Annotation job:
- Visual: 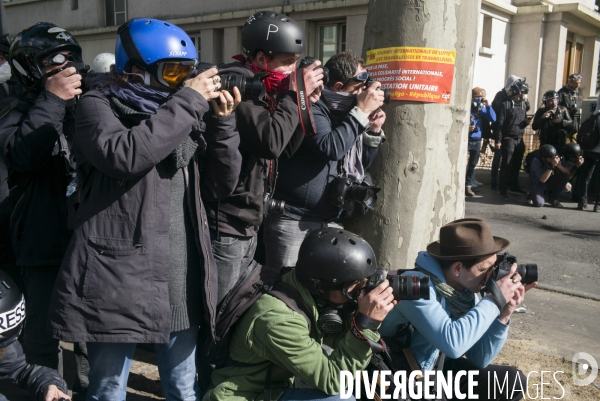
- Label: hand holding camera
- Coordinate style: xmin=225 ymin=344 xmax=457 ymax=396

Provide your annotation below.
xmin=45 ymin=67 xmax=82 ymax=101
xmin=44 ymin=384 xmax=70 ymax=401
xmin=184 ymin=67 xmax=221 ymax=101
xmin=357 ymin=81 xmax=385 ymax=115
xmin=357 ymin=279 xmax=396 ymax=322
xmin=299 ymin=60 xmax=325 ymax=102
xmin=210 ymin=86 xmax=242 ymax=117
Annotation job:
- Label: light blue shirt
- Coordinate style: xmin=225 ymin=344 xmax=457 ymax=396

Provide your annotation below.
xmin=380 ymin=251 xmax=510 ymax=370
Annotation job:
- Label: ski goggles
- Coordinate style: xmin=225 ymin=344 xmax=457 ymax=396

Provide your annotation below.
xmin=157 ymin=60 xmax=197 ymax=89
xmin=343 ymin=71 xmax=370 ymax=87
xmin=41 ymin=52 xmax=83 ymax=67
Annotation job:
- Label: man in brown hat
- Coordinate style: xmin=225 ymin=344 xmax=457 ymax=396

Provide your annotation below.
xmin=380 ymin=218 xmax=537 ymax=400
xmin=467 ymin=87 xmax=495 ymax=197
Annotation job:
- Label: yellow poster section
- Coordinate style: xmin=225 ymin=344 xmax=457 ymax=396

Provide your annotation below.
xmin=366 ymin=47 xmax=456 ymax=65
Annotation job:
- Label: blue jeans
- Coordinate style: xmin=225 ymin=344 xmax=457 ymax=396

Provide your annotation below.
xmin=466 ymin=139 xmax=482 ymax=187
xmin=263 ymin=214 xmax=342 ymax=270
xmin=529 ymin=172 xmax=570 ymax=207
xmin=279 ymin=388 xmax=356 ymax=401
xmin=210 ymin=230 xmax=258 ymax=303
xmin=86 ymin=327 xmax=199 ymax=401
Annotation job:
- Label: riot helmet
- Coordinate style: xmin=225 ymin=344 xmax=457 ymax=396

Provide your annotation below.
xmin=92 ymin=52 xmax=115 ymax=73
xmin=563 ymin=142 xmax=582 ymax=160
xmin=241 ymin=11 xmax=304 ymax=58
xmin=9 ymin=22 xmax=82 ymax=88
xmin=542 ymin=90 xmax=559 ymax=104
xmin=0 ymin=270 xmax=26 ymax=348
xmin=539 ymin=144 xmax=557 ymax=159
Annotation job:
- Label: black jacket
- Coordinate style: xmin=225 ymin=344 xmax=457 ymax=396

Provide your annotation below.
xmin=0 ymin=340 xmax=67 ymax=400
xmin=0 ymin=90 xmax=73 ymax=267
xmin=493 ymin=97 xmax=530 ymax=142
xmin=204 ymin=62 xmax=304 ymax=236
xmin=557 ymin=85 xmax=578 ymax=119
xmin=532 ymin=105 xmax=573 ymax=149
xmin=49 ymin=87 xmax=241 ymax=343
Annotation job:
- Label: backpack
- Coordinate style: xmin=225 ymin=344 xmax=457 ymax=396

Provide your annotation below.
xmin=576 ymin=113 xmax=600 ymax=150
xmin=197 ymin=261 xmax=312 ymax=392
xmin=523 ymin=150 xmax=539 ymax=174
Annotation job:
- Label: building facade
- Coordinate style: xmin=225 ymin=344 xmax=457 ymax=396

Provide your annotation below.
xmin=2 ymin=0 xmax=600 ymax=108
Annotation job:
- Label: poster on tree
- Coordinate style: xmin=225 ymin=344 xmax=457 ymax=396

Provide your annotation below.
xmin=365 ymin=46 xmax=456 ymax=104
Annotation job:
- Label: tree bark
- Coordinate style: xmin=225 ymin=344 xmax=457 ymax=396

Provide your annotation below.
xmin=347 ymin=0 xmax=481 ymax=270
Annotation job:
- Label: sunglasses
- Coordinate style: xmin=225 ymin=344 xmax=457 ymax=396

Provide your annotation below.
xmin=41 ymin=52 xmax=82 ymax=67
xmin=343 ymin=71 xmax=370 ymax=87
xmin=157 ymin=60 xmax=197 ymax=89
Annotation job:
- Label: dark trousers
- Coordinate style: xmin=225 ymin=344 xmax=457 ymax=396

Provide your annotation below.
xmin=499 ymin=137 xmax=526 ymax=192
xmin=466 ymin=139 xmax=482 ymax=187
xmin=21 ymin=265 xmax=62 ymax=375
xmin=443 ymin=358 xmax=526 ymax=401
xmin=491 ymin=146 xmax=502 ymax=188
xmin=574 ymin=151 xmax=600 ymax=204
xmin=530 ymin=172 xmax=570 ymax=207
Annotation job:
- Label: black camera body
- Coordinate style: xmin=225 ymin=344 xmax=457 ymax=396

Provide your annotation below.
xmin=365 ymin=76 xmax=391 ymax=105
xmin=365 ymin=268 xmax=430 ymax=301
xmin=196 ymin=62 xmax=268 ymax=106
xmin=298 ymin=57 xmax=329 ymax=86
xmin=263 ymin=193 xmax=285 ymax=216
xmin=329 ymin=176 xmax=380 ymax=211
xmin=492 ymin=252 xmax=538 ymax=285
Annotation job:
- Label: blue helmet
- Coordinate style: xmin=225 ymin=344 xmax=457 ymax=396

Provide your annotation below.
xmin=115 ymin=19 xmax=197 ymax=88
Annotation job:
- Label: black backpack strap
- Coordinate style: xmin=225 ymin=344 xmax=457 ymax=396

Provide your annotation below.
xmin=269 ymin=281 xmax=312 ymax=334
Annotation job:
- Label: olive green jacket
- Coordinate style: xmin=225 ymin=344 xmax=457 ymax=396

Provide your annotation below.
xmin=203 ymin=270 xmax=379 ymax=401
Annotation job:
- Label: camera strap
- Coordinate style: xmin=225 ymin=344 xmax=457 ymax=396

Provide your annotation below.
xmin=292 ymin=68 xmax=317 ymax=136
xmin=483 ymin=279 xmax=507 ymax=311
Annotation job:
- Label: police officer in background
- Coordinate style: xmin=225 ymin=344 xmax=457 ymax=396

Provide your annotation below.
xmin=558 ymin=73 xmax=581 ymax=124
xmin=532 ymin=90 xmax=572 ymax=154
xmin=205 ymin=11 xmax=324 ymax=302
xmin=0 ymin=22 xmax=84 ymax=374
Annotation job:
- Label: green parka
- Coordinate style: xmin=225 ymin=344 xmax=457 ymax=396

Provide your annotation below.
xmin=203 ymin=270 xmax=379 ymax=401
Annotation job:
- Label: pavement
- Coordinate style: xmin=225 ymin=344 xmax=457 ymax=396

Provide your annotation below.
xmin=1 ymin=169 xmax=598 ymax=400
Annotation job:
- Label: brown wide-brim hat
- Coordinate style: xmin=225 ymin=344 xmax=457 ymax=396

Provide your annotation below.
xmin=427 ymin=218 xmax=510 ymax=260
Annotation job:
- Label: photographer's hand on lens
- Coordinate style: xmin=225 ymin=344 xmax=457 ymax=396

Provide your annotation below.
xmin=210 ymin=86 xmax=241 ymax=117
xmin=498 ymin=277 xmax=538 ymax=324
xmin=357 ymin=279 xmax=397 ymax=322
xmin=184 ymin=67 xmax=221 ymax=101
xmin=486 ymin=263 xmax=522 ymax=319
xmin=44 ymin=384 xmax=70 ymax=401
xmin=368 ymin=109 xmax=386 ymax=133
xmin=45 ymin=67 xmax=82 ymax=100
xmin=357 ymin=82 xmax=385 ymax=115
xmin=301 ymin=60 xmax=325 ymax=95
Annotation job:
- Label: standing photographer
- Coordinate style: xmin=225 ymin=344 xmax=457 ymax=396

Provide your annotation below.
xmin=263 ymin=51 xmax=385 ymax=269
xmin=0 ymin=22 xmax=84 ymax=375
xmin=532 ymin=90 xmax=572 ymax=154
xmin=381 ymin=218 xmax=536 ymax=400
xmin=466 ymin=87 xmax=495 ymax=196
xmin=204 ymin=11 xmax=324 ymax=302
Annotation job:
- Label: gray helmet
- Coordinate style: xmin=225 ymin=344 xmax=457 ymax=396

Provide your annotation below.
xmin=241 ymin=11 xmax=304 ymax=58
xmin=539 ymin=144 xmax=557 ymax=159
xmin=92 ymin=52 xmax=115 ymax=73
xmin=295 ymin=228 xmax=378 ymax=294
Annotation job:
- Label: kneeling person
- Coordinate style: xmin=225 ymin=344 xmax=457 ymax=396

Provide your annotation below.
xmin=204 ymin=228 xmax=396 ymax=401
xmin=381 ymin=219 xmax=536 ymax=401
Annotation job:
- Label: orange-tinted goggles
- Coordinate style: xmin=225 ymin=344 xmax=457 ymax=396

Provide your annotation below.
xmin=158 ymin=60 xmax=196 ymax=89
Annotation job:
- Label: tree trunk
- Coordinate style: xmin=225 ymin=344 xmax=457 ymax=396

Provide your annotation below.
xmin=347 ymin=0 xmax=481 ymax=270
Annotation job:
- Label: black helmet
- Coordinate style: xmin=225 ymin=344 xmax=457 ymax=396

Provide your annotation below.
xmin=295 ymin=228 xmax=378 ymax=294
xmin=509 ymin=80 xmax=528 ymax=97
xmin=563 ymin=142 xmax=582 ymax=160
xmin=542 ymin=90 xmax=559 ymax=103
xmin=241 ymin=11 xmax=304 ymax=58
xmin=9 ymin=22 xmax=82 ymax=88
xmin=0 ymin=36 xmax=10 ymax=56
xmin=539 ymin=144 xmax=557 ymax=159
xmin=0 ymin=270 xmax=26 ymax=347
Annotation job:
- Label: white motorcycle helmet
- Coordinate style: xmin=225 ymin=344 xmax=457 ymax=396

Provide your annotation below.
xmin=92 ymin=52 xmax=115 ymax=73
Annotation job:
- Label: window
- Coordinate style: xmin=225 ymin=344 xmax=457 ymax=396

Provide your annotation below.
xmin=188 ymin=33 xmax=201 ymax=61
xmin=106 ymin=0 xmax=127 ymax=27
xmin=317 ymin=22 xmax=346 ymax=64
xmin=481 ymin=15 xmax=492 ymax=49
xmin=71 ymin=0 xmax=78 ymax=10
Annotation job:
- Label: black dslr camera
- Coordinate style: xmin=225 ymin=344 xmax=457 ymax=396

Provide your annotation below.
xmin=298 ymin=57 xmax=329 ymax=85
xmin=365 ymin=76 xmax=391 ymax=105
xmin=329 ymin=176 xmax=380 ymax=211
xmin=365 ymin=268 xmax=430 ymax=301
xmin=196 ymin=62 xmax=268 ymax=106
xmin=491 ymin=253 xmax=538 ymax=285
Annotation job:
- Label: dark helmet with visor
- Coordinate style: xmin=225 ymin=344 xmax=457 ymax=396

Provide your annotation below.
xmin=241 ymin=11 xmax=304 ymax=58
xmin=9 ymin=22 xmax=82 ymax=88
xmin=542 ymin=90 xmax=559 ymax=103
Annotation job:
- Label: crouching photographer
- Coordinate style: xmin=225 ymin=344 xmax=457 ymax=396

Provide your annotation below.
xmin=263 ymin=51 xmax=386 ymax=269
xmin=380 ymin=218 xmax=537 ymax=401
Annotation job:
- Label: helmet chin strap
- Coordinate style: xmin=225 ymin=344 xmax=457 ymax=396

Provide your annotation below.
xmin=124 ymin=71 xmax=151 ymax=86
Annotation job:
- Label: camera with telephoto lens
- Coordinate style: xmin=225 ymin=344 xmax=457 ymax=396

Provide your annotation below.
xmin=263 ymin=193 xmax=285 ymax=216
xmin=298 ymin=57 xmax=329 ymax=85
xmin=196 ymin=62 xmax=268 ymax=106
xmin=329 ymin=176 xmax=380 ymax=211
xmin=491 ymin=253 xmax=538 ymax=285
xmin=365 ymin=268 xmax=430 ymax=300
xmin=365 ymin=76 xmax=391 ymax=105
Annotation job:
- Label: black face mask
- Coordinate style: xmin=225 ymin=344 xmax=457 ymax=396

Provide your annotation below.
xmin=315 ymin=297 xmax=357 ymax=335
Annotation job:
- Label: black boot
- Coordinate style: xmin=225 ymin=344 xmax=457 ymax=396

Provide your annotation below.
xmin=594 ymin=202 xmax=600 ymax=213
xmin=577 ymin=200 xmax=588 ymax=210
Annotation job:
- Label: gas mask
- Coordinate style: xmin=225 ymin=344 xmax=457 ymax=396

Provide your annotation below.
xmin=315 ymin=297 xmax=357 ymax=335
